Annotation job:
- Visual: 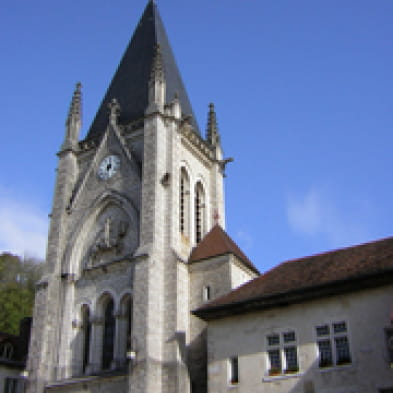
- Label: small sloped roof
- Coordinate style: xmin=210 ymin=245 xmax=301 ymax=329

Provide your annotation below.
xmin=86 ymin=1 xmax=199 ymax=140
xmin=194 ymin=236 xmax=393 ymax=320
xmin=189 ymin=224 xmax=260 ymax=275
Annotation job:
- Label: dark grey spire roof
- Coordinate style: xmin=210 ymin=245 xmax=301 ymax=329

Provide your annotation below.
xmin=86 ymin=1 xmax=199 ymax=140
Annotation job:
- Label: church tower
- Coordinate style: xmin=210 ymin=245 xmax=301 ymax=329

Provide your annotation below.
xmin=26 ymin=3 xmax=258 ymax=393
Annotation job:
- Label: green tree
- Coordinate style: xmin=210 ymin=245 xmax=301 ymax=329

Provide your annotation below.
xmin=0 ymin=253 xmax=44 ymax=334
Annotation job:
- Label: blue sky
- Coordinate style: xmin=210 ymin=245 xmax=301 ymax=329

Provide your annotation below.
xmin=0 ymin=0 xmax=392 ymax=273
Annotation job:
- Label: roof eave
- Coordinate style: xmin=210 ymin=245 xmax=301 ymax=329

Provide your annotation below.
xmin=189 ymin=251 xmax=260 ymax=275
xmin=193 ymin=269 xmax=393 ymax=321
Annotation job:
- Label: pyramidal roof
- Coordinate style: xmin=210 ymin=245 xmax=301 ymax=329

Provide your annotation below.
xmin=86 ymin=1 xmax=199 ymax=140
xmin=189 ymin=225 xmax=260 ymax=275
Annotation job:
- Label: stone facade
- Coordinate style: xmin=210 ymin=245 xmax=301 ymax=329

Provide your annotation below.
xmin=25 ymin=4 xmax=255 ymax=393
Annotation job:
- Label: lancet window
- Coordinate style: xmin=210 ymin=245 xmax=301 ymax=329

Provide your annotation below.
xmin=102 ymin=297 xmax=115 ymax=370
xmin=81 ymin=305 xmax=91 ymax=374
xmin=180 ymin=168 xmax=190 ymax=238
xmin=195 ymin=182 xmax=206 ymax=243
xmin=119 ymin=294 xmax=133 ymax=363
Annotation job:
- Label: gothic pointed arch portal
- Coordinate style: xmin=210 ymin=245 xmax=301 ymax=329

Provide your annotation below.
xmin=63 ymin=191 xmax=139 ymax=277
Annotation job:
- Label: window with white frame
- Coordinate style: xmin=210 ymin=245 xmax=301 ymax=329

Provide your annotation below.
xmin=228 ymin=356 xmax=239 ymax=384
xmin=315 ymin=321 xmax=351 ymax=368
xmin=266 ymin=331 xmax=299 ymax=376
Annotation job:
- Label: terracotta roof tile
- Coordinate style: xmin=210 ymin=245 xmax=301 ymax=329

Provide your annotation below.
xmin=195 ymin=236 xmax=393 ymax=317
xmin=189 ymin=224 xmax=259 ymax=274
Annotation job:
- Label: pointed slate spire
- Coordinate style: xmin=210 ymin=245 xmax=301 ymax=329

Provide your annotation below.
xmin=86 ymin=1 xmax=199 ymax=140
xmin=62 ymin=82 xmax=82 ymax=150
xmin=206 ymin=103 xmax=220 ymax=146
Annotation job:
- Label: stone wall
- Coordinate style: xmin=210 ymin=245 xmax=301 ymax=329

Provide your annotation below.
xmin=207 ymin=284 xmax=393 ymax=393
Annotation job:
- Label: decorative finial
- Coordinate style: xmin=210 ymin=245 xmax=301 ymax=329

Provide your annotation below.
xmin=108 ymin=98 xmax=121 ymax=124
xmin=206 ymin=102 xmax=220 ymax=146
xmin=66 ymin=82 xmax=82 ymax=126
xmin=63 ymin=82 xmax=82 ymax=151
xmin=150 ymin=43 xmax=164 ymax=83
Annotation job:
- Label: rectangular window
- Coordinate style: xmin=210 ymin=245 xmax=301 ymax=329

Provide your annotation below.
xmin=317 ymin=339 xmax=333 ymax=367
xmin=316 ymin=321 xmax=351 ymax=368
xmin=229 ymin=357 xmax=239 ymax=384
xmin=268 ymin=349 xmax=281 ymax=374
xmin=284 ymin=346 xmax=298 ymax=372
xmin=4 ymin=378 xmax=22 ymax=393
xmin=266 ymin=331 xmax=299 ymax=376
xmin=203 ymin=286 xmax=211 ymax=302
xmin=267 ymin=334 xmax=280 ymax=346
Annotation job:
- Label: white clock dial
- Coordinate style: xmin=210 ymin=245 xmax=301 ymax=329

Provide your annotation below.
xmin=98 ymin=155 xmax=120 ymax=180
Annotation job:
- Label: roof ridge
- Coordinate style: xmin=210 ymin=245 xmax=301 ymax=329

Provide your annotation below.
xmin=189 ymin=224 xmax=259 ymax=274
xmin=278 ymin=234 xmax=393 ymax=267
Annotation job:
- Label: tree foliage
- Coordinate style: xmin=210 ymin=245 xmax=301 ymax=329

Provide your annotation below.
xmin=0 ymin=253 xmax=44 ymax=334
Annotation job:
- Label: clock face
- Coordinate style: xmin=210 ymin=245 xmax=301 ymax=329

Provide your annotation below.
xmin=98 ymin=155 xmax=120 ymax=180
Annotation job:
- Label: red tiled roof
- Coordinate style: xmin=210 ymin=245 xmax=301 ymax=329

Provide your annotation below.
xmin=189 ymin=224 xmax=259 ymax=274
xmin=195 ymin=236 xmax=393 ymax=319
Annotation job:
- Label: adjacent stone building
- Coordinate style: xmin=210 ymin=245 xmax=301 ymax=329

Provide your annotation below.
xmin=25 ymin=1 xmax=393 ymax=393
xmin=194 ymin=237 xmax=393 ymax=393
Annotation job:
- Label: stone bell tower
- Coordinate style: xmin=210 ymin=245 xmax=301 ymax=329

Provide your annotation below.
xmin=25 ymin=2 xmax=246 ymax=393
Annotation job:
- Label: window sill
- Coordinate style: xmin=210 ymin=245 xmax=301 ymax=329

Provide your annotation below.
xmin=262 ymin=372 xmax=303 ymax=382
xmin=318 ymin=363 xmax=353 ymax=373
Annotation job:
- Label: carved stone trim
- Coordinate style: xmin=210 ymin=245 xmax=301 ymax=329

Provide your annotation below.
xmin=181 ymin=123 xmax=215 ymax=161
xmin=87 ymin=217 xmax=129 ymax=268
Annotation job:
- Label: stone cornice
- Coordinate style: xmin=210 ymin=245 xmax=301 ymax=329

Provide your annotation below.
xmin=181 ymin=123 xmax=215 ymax=162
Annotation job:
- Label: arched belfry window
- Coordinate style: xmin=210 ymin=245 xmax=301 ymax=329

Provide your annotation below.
xmin=195 ymin=182 xmax=206 ymax=243
xmin=102 ymin=297 xmax=115 ymax=370
xmin=119 ymin=294 xmax=133 ymax=363
xmin=81 ymin=305 xmax=91 ymax=374
xmin=180 ymin=168 xmax=190 ymax=238
xmin=125 ymin=298 xmax=132 ymax=352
